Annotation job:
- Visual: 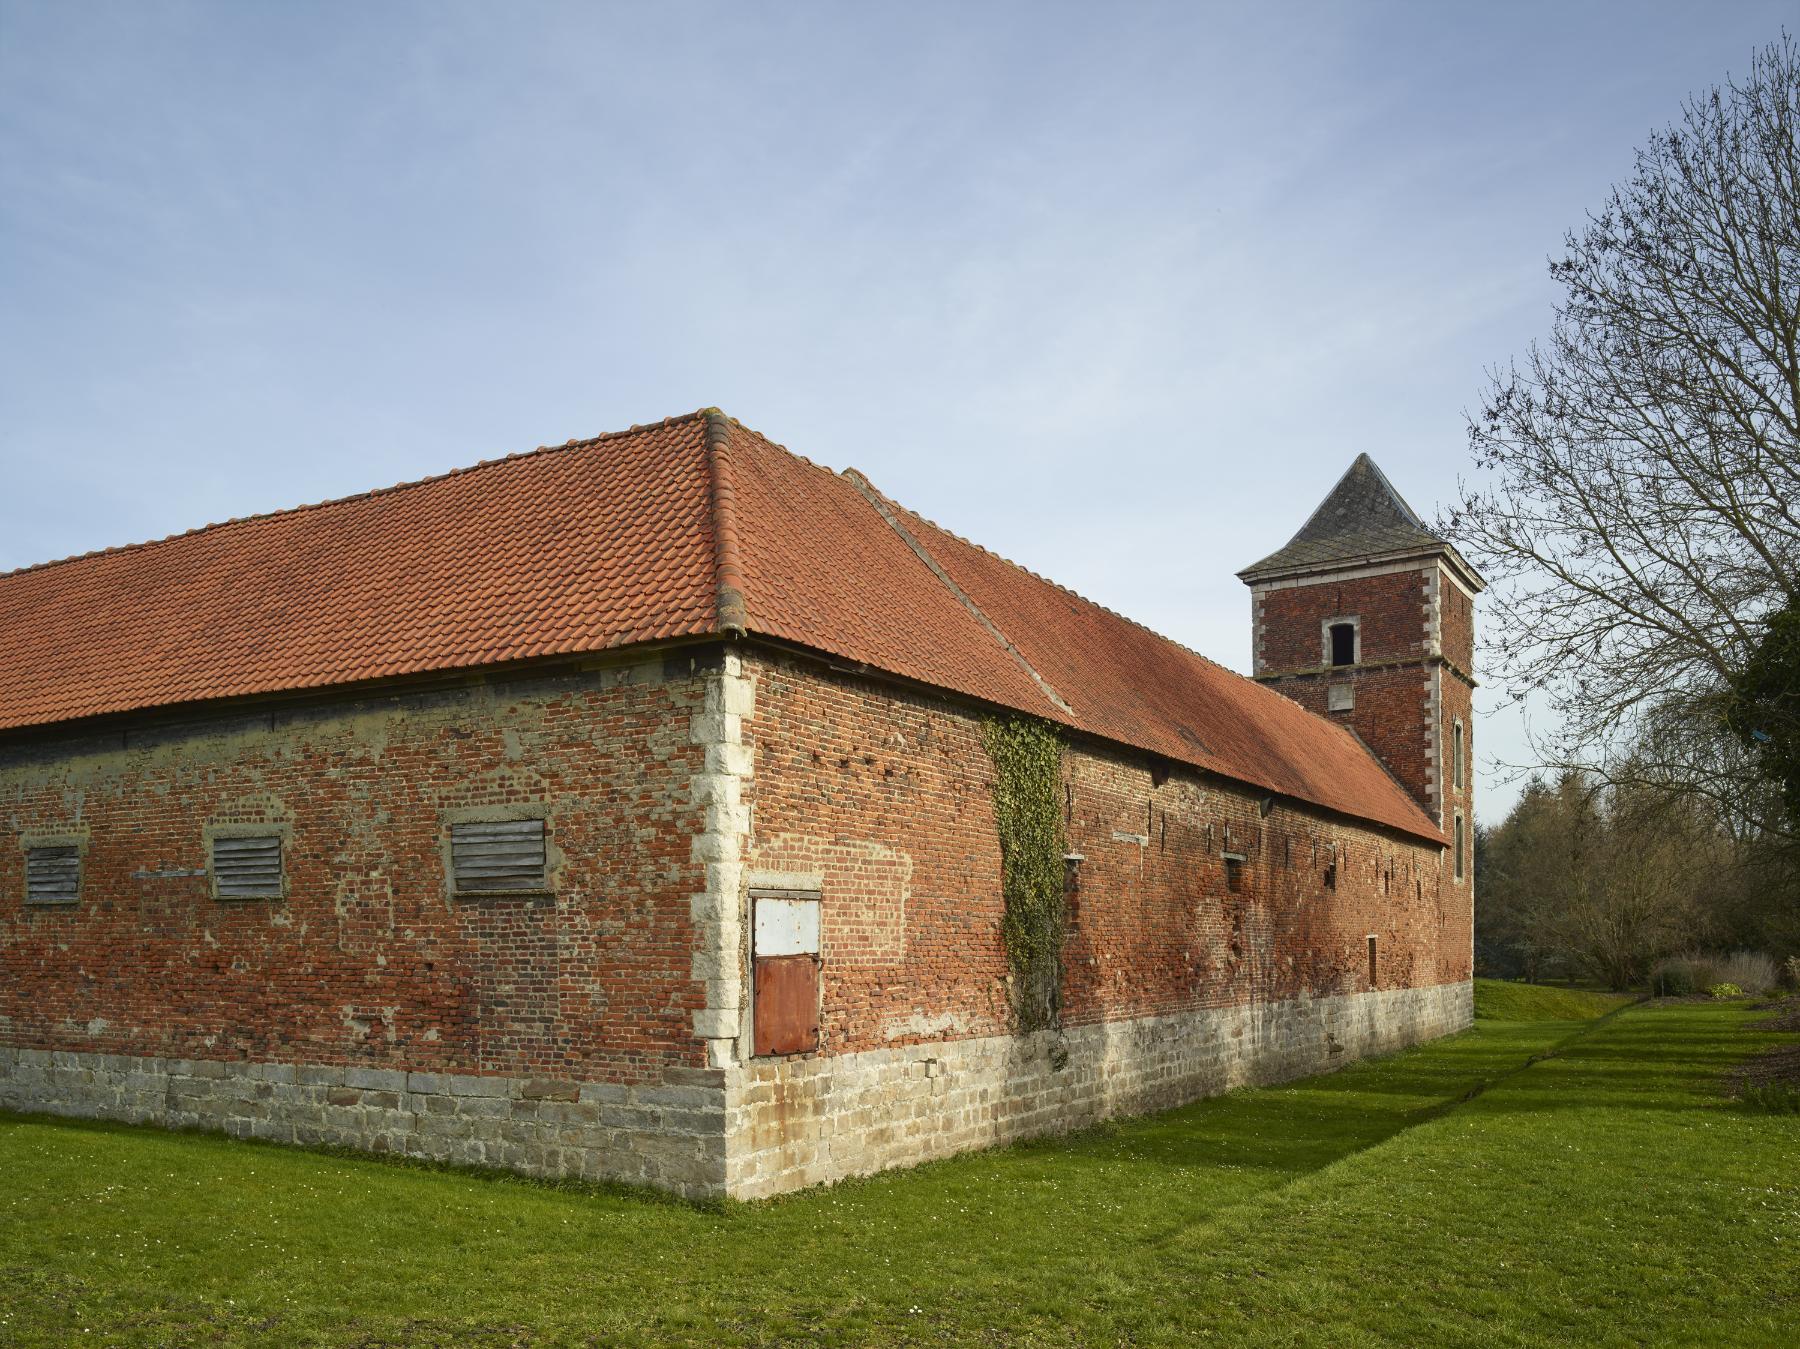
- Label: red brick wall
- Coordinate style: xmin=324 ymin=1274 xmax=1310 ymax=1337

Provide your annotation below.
xmin=740 ymin=649 xmax=1466 ymax=1060
xmin=1440 ymin=565 xmax=1475 ymax=671
xmin=1257 ymin=568 xmax=1429 ymax=671
xmin=743 ymin=656 xmax=1013 ymax=1051
xmin=1272 ymin=668 xmax=1434 ymax=817
xmin=0 ymin=639 xmax=1472 ymax=1090
xmin=0 ymin=659 xmax=712 ymax=1084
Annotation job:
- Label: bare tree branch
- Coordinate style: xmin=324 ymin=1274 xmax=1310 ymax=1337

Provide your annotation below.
xmin=1449 ymin=35 xmax=1800 ymax=838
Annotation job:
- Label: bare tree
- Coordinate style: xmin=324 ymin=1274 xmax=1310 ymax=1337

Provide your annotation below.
xmin=1480 ymin=771 xmax=1722 ymax=988
xmin=1450 ymin=36 xmax=1800 ymax=837
xmin=1555 ymin=780 xmax=1720 ymax=990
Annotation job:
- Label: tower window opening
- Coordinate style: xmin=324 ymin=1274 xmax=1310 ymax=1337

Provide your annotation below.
xmin=1329 ymin=622 xmax=1357 ymax=667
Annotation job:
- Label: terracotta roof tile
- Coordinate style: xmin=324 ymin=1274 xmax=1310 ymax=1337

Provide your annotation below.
xmin=0 ymin=410 xmax=1442 ymax=843
xmin=0 ymin=413 xmax=718 ymax=731
xmin=874 ymin=489 xmax=1440 ymax=840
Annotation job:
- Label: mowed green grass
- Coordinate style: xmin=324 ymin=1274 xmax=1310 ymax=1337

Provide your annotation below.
xmin=1 ymin=984 xmax=1794 ymax=1347
xmin=1471 ymin=978 xmax=1635 ymax=1022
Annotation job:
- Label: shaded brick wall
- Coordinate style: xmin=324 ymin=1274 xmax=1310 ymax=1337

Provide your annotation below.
xmin=739 ymin=648 xmax=1467 ymax=1065
xmin=0 ymin=656 xmax=714 ymax=1085
xmin=1440 ymin=566 xmax=1475 ymax=671
xmin=1261 ymin=668 xmax=1436 ymax=818
xmin=1435 ymin=565 xmax=1476 ymax=947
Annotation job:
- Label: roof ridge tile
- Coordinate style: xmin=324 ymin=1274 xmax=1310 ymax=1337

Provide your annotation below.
xmin=703 ymin=410 xmax=749 ymax=635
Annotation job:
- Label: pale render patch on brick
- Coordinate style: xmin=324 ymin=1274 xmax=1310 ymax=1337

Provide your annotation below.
xmin=723 ymin=980 xmax=1473 ymax=1198
xmin=755 ymin=834 xmax=912 ymax=964
xmin=689 ymin=655 xmax=755 ymax=1067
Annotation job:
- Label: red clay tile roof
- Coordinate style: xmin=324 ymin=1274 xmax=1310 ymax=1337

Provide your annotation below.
xmin=0 ymin=410 xmax=1441 ymax=843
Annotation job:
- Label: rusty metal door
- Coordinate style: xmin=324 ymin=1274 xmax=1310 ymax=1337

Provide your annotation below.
xmin=752 ymin=892 xmax=820 ymax=1056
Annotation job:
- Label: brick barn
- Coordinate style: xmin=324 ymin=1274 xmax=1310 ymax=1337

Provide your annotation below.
xmin=0 ymin=410 xmax=1480 ymax=1198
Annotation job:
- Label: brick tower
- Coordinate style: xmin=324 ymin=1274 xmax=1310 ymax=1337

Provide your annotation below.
xmin=1237 ymin=454 xmax=1484 ymax=875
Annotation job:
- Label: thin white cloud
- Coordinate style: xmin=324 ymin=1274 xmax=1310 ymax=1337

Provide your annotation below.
xmin=2 ymin=0 xmax=1790 ymax=826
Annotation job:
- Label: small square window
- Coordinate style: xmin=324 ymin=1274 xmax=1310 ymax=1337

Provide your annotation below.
xmin=211 ymin=834 xmax=284 ymax=900
xmin=450 ymin=818 xmax=549 ymax=895
xmin=24 ymin=845 xmax=81 ymax=906
xmin=1328 ymin=683 xmax=1355 ymax=712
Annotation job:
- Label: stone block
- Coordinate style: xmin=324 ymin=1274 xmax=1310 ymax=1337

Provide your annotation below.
xmin=344 ymin=1067 xmax=408 ymax=1092
xmin=519 ymin=1078 xmax=580 ymax=1102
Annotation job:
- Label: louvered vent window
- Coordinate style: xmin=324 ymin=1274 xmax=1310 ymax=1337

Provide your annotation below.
xmin=450 ymin=819 xmax=548 ymax=894
xmin=24 ymin=845 xmax=81 ymax=905
xmin=212 ymin=834 xmax=284 ymax=899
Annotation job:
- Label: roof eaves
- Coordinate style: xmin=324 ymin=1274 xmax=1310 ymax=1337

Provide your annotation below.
xmin=1237 ymin=535 xmax=1447 ymax=583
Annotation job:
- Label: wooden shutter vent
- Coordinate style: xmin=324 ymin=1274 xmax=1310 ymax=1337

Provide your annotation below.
xmin=212 ymin=835 xmax=283 ymax=899
xmin=451 ymin=819 xmax=548 ymax=894
xmin=24 ymin=846 xmax=81 ymax=905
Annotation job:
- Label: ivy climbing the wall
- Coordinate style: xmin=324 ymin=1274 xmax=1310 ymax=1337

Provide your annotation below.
xmin=980 ymin=714 xmax=1068 ymax=1034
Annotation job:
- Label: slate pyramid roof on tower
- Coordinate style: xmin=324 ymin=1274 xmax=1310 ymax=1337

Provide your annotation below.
xmin=1237 ymin=452 xmax=1472 ymax=583
xmin=0 ymin=411 xmax=1443 ymax=842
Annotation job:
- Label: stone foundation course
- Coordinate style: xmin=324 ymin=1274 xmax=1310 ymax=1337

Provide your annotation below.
xmin=725 ymin=981 xmax=1472 ymax=1198
xmin=0 ymin=980 xmax=1468 ymax=1200
xmin=0 ymin=1048 xmax=728 ymax=1198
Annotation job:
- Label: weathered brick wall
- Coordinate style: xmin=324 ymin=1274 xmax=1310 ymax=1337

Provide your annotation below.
xmin=726 ymin=647 xmax=1471 ymax=1195
xmin=1249 ymin=563 xmax=1448 ymax=819
xmin=739 ymin=647 xmax=1467 ymax=1046
xmin=741 ymin=656 xmax=1011 ymax=1052
xmin=1436 ymin=565 xmax=1476 ymax=961
xmin=0 ymin=654 xmax=715 ymax=1085
xmin=0 ymin=636 xmax=1472 ymax=1200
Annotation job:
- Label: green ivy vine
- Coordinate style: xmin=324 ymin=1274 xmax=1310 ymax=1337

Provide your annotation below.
xmin=981 ymin=714 xmax=1068 ymax=1034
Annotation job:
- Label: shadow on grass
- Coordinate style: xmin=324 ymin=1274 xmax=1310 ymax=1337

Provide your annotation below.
xmin=2 ymin=1000 xmax=1777 ymax=1347
xmin=0 ymin=1012 xmax=1607 ymax=1227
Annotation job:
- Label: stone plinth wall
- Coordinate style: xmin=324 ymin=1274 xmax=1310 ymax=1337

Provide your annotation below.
xmin=0 ymin=1048 xmax=727 ymax=1198
xmin=724 ymin=980 xmax=1473 ymax=1198
xmin=0 ymin=983 xmax=1470 ymax=1200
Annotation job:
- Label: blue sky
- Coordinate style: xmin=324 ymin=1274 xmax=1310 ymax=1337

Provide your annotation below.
xmin=1 ymin=1 xmax=1790 ymax=820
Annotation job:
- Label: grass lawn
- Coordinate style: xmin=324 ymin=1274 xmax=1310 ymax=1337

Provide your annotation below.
xmin=1 ymin=983 xmax=1794 ymax=1346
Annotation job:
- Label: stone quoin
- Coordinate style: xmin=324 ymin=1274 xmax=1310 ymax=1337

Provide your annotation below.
xmin=0 ymin=411 xmax=1482 ymax=1198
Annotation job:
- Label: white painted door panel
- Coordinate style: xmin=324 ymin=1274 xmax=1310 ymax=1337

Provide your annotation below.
xmin=753 ymin=896 xmax=820 ymax=957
